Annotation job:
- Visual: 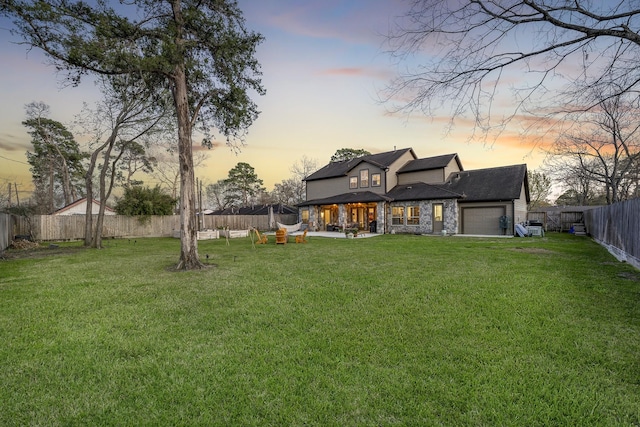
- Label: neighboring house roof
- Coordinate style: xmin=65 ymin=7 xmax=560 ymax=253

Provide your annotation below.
xmin=386 ymin=182 xmax=464 ymax=201
xmin=298 ymin=191 xmax=393 ymax=207
xmin=396 ymin=153 xmax=463 ymax=174
xmin=54 ymin=198 xmax=116 ymax=215
xmin=208 ymin=203 xmax=297 ymax=215
xmin=445 ymin=164 xmax=529 ymax=202
xmin=304 ymin=148 xmax=416 ymax=181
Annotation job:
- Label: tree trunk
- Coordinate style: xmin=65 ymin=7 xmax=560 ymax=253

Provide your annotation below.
xmin=173 ymin=65 xmax=203 ymax=270
xmin=48 ymin=155 xmax=55 ymax=214
xmin=84 ymin=136 xmax=112 ymax=247
xmin=94 ymin=140 xmax=125 ymax=249
xmin=84 ymin=163 xmax=94 ymax=246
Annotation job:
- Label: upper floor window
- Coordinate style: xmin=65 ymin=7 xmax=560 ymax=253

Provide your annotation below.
xmin=371 ymin=173 xmax=381 ymax=187
xmin=407 ymin=206 xmax=420 ymax=225
xmin=392 ymin=206 xmax=404 ymax=225
xmin=360 ymin=169 xmax=369 ymax=187
xmin=349 ymin=176 xmax=358 ymax=189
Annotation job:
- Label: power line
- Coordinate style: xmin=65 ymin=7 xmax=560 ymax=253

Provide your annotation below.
xmin=0 ymin=154 xmax=29 ymax=165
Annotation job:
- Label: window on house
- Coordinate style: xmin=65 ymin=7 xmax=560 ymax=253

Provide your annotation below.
xmin=301 ymin=208 xmax=309 ymax=223
xmin=407 ymin=206 xmax=420 ymax=225
xmin=349 ymin=176 xmax=357 ymax=189
xmin=360 ymin=169 xmax=369 ymax=187
xmin=392 ymin=206 xmax=404 ymax=225
xmin=371 ymin=173 xmax=381 ymax=187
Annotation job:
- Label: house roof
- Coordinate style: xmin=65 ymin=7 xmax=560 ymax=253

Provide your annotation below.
xmin=297 ymin=191 xmax=392 ymax=207
xmin=54 ymin=198 xmax=115 ymax=215
xmin=386 ymin=182 xmax=464 ymax=201
xmin=304 ymin=148 xmax=416 ymax=181
xmin=396 ymin=153 xmax=463 ymax=174
xmin=207 ymin=203 xmax=297 ymax=215
xmin=446 ymin=164 xmax=529 ymax=202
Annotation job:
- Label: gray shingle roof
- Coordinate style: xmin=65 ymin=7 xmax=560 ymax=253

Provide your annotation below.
xmin=297 ymin=191 xmax=392 ymax=207
xmin=386 ymin=182 xmax=464 ymax=201
xmin=386 ymin=165 xmax=528 ymax=203
xmin=304 ymin=148 xmax=415 ymax=181
xmin=396 ymin=153 xmax=462 ymax=174
xmin=447 ymin=164 xmax=529 ymax=202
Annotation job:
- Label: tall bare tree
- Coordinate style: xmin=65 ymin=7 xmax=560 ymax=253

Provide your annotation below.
xmin=75 ymin=76 xmax=170 ymax=248
xmin=205 ymin=179 xmax=232 ymax=211
xmin=528 ymin=170 xmax=552 ymax=210
xmin=272 ymin=156 xmax=319 ymax=205
xmin=148 ymin=145 xmax=209 ymax=201
xmin=3 ymin=1 xmax=264 ymax=269
xmin=545 ymin=86 xmax=640 ymax=204
xmin=386 ymin=1 xmax=640 ymax=141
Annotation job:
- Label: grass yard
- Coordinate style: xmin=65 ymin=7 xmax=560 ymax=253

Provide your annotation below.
xmin=1 ymin=233 xmax=639 ymax=426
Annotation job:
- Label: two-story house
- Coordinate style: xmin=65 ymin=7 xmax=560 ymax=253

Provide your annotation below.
xmin=298 ymin=148 xmax=529 ymax=236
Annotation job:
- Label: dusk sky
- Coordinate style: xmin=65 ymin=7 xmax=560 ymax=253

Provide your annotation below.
xmin=0 ymin=1 xmax=549 ymax=200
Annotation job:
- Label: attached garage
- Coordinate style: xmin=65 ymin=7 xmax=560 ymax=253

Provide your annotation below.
xmin=461 ymin=206 xmax=506 ymax=235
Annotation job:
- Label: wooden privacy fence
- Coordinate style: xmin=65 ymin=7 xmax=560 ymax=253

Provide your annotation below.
xmin=584 ymin=198 xmax=640 ymax=270
xmin=527 ymin=210 xmax=586 ymax=232
xmin=0 ymin=213 xmax=14 ymax=251
xmin=12 ymin=213 xmax=298 ymax=242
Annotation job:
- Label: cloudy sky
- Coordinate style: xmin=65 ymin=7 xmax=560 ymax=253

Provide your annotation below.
xmin=0 ymin=1 xmax=548 ymax=199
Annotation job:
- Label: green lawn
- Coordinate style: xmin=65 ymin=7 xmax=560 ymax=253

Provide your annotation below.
xmin=1 ymin=233 xmax=639 ymax=426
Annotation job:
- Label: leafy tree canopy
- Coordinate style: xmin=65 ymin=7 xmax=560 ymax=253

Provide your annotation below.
xmin=115 ymin=185 xmax=176 ymax=216
xmin=330 ymin=148 xmax=371 ymax=163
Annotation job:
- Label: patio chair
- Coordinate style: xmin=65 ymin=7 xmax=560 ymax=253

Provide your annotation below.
xmin=295 ymin=229 xmax=308 ymax=243
xmin=254 ymin=228 xmax=268 ymax=244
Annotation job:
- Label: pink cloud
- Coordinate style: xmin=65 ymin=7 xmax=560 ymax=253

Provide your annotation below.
xmin=319 ymin=66 xmax=392 ymax=80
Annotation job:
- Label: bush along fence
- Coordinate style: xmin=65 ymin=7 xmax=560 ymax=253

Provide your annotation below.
xmin=584 ymin=198 xmax=640 ymax=270
xmin=10 ymin=213 xmax=298 ymax=242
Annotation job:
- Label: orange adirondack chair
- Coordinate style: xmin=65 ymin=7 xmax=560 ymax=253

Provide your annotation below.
xmin=254 ymin=228 xmax=268 ymax=244
xmin=295 ymin=229 xmax=308 ymax=243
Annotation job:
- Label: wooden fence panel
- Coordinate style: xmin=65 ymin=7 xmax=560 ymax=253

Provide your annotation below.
xmin=12 ymin=213 xmax=299 ymax=242
xmin=584 ymin=199 xmax=640 ymax=269
xmin=0 ymin=213 xmax=11 ymax=251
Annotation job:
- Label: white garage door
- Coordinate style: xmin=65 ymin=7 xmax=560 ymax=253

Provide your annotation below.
xmin=462 ymin=206 xmax=506 ymax=235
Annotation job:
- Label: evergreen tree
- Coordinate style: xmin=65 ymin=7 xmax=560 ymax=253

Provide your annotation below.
xmin=23 ymin=102 xmax=85 ymax=213
xmin=224 ymin=162 xmax=265 ymax=207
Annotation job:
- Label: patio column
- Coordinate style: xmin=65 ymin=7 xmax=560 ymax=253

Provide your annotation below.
xmin=338 ymin=204 xmax=347 ymax=229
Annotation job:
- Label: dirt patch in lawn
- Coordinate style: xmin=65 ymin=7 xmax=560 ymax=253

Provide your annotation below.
xmin=511 ymin=247 xmax=556 ymax=255
xmin=1 ymin=241 xmax=85 ymax=260
xmin=618 ymin=271 xmax=640 ymax=282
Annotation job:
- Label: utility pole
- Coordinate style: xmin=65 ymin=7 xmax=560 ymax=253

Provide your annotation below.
xmin=14 ymin=183 xmax=20 ymax=207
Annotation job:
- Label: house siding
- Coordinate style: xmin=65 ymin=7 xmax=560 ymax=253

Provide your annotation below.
xmin=397 ymin=157 xmax=463 ymax=185
xmin=397 ymin=169 xmax=444 ymax=185
xmin=444 ymin=159 xmax=463 ymax=180
xmin=513 ymin=182 xmax=528 ymax=225
xmin=306 ymin=162 xmax=387 ymax=200
xmin=385 ymin=151 xmax=415 ymax=192
xmin=307 ymin=176 xmax=348 ymax=200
